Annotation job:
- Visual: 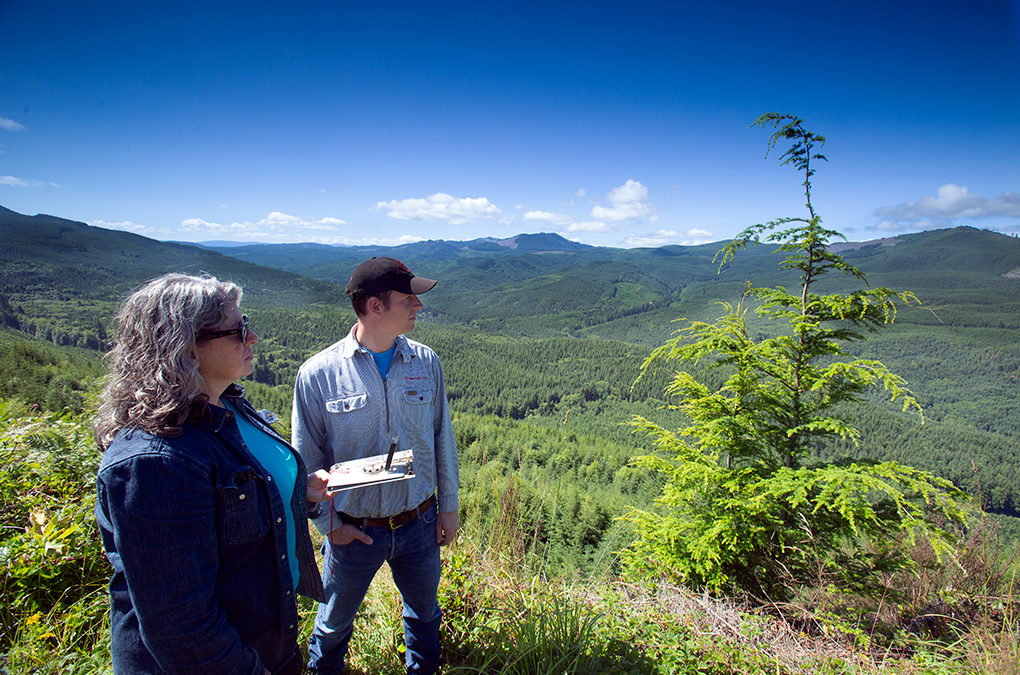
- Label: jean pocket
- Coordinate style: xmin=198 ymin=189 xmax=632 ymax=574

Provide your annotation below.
xmin=218 ymin=466 xmax=270 ymax=544
xmin=419 ymin=502 xmax=438 ymax=526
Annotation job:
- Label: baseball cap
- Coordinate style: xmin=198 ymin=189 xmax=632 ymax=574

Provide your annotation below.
xmin=345 ymin=257 xmax=437 ymax=297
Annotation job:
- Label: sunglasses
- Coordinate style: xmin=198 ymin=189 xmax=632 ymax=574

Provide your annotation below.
xmin=196 ymin=315 xmax=249 ymax=343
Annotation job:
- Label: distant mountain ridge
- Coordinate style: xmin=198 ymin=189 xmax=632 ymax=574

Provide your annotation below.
xmin=187 ymin=231 xmax=590 ymax=254
xmin=5 ymin=202 xmax=1018 ymax=346
xmin=0 ymin=204 xmax=346 ymax=309
xmin=3 ymin=204 xmax=1020 ymax=519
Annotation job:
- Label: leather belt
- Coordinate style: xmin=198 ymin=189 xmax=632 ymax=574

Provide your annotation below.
xmin=338 ymin=494 xmax=436 ymax=530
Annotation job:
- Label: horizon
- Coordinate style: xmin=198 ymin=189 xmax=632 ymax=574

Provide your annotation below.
xmin=2 ymin=1 xmax=1018 ymax=248
xmin=7 ymin=202 xmax=1018 ymax=252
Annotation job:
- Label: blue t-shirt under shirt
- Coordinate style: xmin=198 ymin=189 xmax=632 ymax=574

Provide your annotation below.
xmin=368 ymin=340 xmax=397 ymax=380
xmin=225 ymin=400 xmax=300 ymax=589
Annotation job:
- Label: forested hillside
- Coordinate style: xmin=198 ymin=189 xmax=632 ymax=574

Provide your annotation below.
xmin=0 ymin=205 xmax=345 ymax=350
xmin=2 ymin=204 xmax=1018 ymax=526
xmin=210 ymin=220 xmax=1020 ymax=519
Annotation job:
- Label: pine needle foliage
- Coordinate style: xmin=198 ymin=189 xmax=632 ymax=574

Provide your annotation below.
xmin=623 ymin=114 xmax=968 ymax=601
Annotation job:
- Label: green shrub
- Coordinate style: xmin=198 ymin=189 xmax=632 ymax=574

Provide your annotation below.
xmin=0 ymin=399 xmax=109 ymax=671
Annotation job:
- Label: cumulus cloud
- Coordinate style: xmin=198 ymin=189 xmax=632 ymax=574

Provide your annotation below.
xmin=874 ymin=219 xmax=909 ymax=232
xmin=1 ymin=175 xmax=58 ymax=188
xmin=876 ymin=184 xmax=1020 ymax=221
xmin=574 ymin=188 xmax=586 ymax=198
xmin=609 ymin=179 xmax=648 ymax=204
xmin=170 ymin=211 xmax=355 ymax=243
xmin=0 ymin=116 xmax=25 ymax=131
xmin=523 ymin=210 xmax=573 ymax=225
xmin=590 ymin=179 xmax=656 ymax=222
xmin=565 ymin=221 xmax=613 ymax=233
xmin=376 ymin=193 xmax=507 ymax=225
xmin=623 ymin=228 xmax=715 ymax=248
xmin=591 ymin=201 xmax=652 ymax=221
xmin=90 ymin=219 xmax=148 ymax=233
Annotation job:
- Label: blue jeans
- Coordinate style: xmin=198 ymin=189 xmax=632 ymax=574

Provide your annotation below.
xmin=308 ymin=503 xmax=442 ymax=674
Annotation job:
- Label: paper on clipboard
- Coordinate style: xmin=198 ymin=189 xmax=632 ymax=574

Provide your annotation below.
xmin=326 ymin=449 xmax=415 ymax=493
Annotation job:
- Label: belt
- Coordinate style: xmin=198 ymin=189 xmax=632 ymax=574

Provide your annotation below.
xmin=338 ymin=494 xmax=436 ymax=530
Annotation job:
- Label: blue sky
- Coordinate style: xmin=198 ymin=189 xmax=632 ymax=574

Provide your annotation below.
xmin=2 ymin=0 xmax=1018 ymax=247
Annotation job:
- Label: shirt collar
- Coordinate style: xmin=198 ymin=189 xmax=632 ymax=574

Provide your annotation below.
xmin=342 ymin=325 xmax=413 ymax=362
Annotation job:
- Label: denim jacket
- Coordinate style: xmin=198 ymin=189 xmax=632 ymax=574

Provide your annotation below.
xmin=95 ymin=384 xmax=324 ymax=674
xmin=292 ymin=328 xmax=459 ymax=533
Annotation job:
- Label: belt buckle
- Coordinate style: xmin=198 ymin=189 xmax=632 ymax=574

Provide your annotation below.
xmin=388 ymin=513 xmax=400 ymax=530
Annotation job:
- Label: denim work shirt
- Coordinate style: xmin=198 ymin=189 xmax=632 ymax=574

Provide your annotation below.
xmin=95 ymin=385 xmax=325 ymax=674
xmin=292 ymin=327 xmax=459 ymax=534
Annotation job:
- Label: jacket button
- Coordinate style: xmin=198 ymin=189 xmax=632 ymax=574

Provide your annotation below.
xmin=239 ymin=494 xmax=246 ymax=500
xmin=277 ymin=517 xmax=282 ymax=524
xmin=267 ymin=476 xmax=273 ymax=481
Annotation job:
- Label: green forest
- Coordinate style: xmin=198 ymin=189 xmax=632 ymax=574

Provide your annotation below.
xmin=2 ymin=165 xmax=1019 ymax=672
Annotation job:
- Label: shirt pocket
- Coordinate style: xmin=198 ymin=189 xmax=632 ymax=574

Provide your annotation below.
xmin=399 ymin=388 xmax=434 ymax=430
xmin=325 ymin=393 xmax=367 ymax=414
xmin=218 ymin=466 xmax=271 ymax=545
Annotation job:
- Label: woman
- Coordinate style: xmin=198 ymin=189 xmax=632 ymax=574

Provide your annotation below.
xmin=94 ymin=273 xmax=327 ymax=674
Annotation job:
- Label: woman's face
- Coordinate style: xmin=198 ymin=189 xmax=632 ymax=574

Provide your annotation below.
xmin=194 ymin=303 xmax=258 ymax=400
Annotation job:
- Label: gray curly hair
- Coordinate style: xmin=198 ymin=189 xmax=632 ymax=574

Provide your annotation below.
xmin=94 ymin=273 xmax=242 ymax=450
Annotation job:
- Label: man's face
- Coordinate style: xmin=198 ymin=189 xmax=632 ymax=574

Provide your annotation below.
xmin=379 ymin=290 xmax=423 ymax=335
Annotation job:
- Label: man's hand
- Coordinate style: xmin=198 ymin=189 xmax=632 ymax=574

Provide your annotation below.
xmin=436 ymin=510 xmax=459 ymax=546
xmin=328 ymin=523 xmax=374 ymax=546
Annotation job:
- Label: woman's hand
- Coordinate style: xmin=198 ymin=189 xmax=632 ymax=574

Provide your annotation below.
xmin=305 ymin=469 xmax=332 ymax=503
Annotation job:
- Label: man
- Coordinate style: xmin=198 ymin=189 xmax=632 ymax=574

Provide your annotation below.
xmin=292 ymin=256 xmax=459 ymax=675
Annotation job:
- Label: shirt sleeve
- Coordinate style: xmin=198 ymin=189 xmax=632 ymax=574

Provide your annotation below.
xmin=95 ymin=452 xmax=263 ymax=674
xmin=292 ymin=366 xmax=335 ymax=534
xmin=432 ymin=356 xmax=460 ymax=514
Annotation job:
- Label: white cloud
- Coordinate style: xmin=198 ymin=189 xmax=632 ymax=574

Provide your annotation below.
xmin=523 ymin=210 xmax=573 ymax=225
xmin=591 ymin=201 xmax=651 ymax=221
xmin=574 ymin=188 xmax=586 ymax=198
xmin=608 ymin=179 xmax=648 ymax=205
xmin=376 ymin=193 xmax=507 ymax=225
xmin=565 ymin=220 xmax=613 ymax=233
xmin=179 ymin=212 xmax=348 ymax=241
xmin=1 ymin=175 xmax=58 ymax=188
xmin=874 ymin=219 xmax=908 ymax=232
xmin=90 ymin=219 xmax=148 ymax=233
xmin=0 ymin=116 xmax=25 ymax=131
xmin=876 ymin=184 xmax=1020 ymax=221
xmin=590 ymin=179 xmax=656 ymax=222
xmin=623 ymin=229 xmax=715 ymax=248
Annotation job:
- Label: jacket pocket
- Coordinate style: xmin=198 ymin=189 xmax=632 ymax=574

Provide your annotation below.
xmin=218 ymin=466 xmax=271 ymax=544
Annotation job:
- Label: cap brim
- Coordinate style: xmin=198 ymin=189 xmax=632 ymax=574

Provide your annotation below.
xmin=410 ymin=276 xmax=437 ymax=294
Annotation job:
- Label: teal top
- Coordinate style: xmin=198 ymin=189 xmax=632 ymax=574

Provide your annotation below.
xmin=225 ymin=400 xmax=299 ymax=589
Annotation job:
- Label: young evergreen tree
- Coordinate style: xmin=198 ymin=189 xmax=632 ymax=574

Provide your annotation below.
xmin=624 ymin=114 xmax=967 ymax=600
